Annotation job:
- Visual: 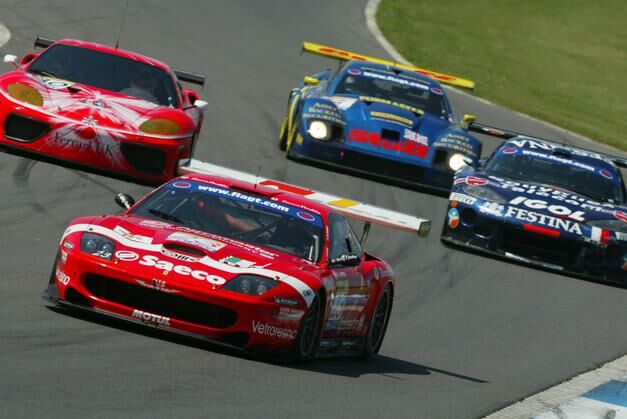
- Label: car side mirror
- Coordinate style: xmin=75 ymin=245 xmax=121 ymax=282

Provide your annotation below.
xmin=460 ymin=114 xmax=476 ymax=130
xmin=329 ymin=253 xmax=361 ymax=268
xmin=3 ymin=54 xmax=22 ymax=70
xmin=193 ymin=99 xmax=209 ymax=112
xmin=115 ymin=193 xmax=135 ymax=210
xmin=303 ymin=76 xmax=319 ymax=86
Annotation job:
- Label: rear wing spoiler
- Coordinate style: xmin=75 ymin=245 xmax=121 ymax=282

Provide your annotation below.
xmin=302 ymin=41 xmax=475 ymax=91
xmin=34 ymin=36 xmax=206 ymax=87
xmin=178 ymin=159 xmax=431 ymax=237
xmin=469 ymin=122 xmax=627 ymax=169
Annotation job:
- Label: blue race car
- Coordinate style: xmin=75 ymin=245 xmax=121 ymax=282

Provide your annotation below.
xmin=279 ymin=42 xmax=481 ymax=192
xmin=442 ymin=123 xmax=627 ymax=282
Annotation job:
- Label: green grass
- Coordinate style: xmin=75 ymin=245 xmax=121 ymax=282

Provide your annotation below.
xmin=377 ymin=0 xmax=627 ymax=151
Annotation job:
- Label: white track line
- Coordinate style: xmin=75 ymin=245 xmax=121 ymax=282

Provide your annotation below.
xmin=0 ymin=22 xmax=10 ymax=48
xmin=363 ymin=0 xmax=625 ymax=154
xmin=483 ymin=354 xmax=627 ymax=418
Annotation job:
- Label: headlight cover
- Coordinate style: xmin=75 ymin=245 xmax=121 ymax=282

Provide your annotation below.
xmin=307 ymin=120 xmax=329 ymax=140
xmin=6 ymin=83 xmax=44 ymax=106
xmin=448 ymin=153 xmax=467 ymax=171
xmin=588 ymin=219 xmax=627 ymax=234
xmin=80 ymin=233 xmax=116 ymax=260
xmin=462 ymin=185 xmax=507 ymax=204
xmin=222 ymin=274 xmax=280 ymax=296
xmin=139 ymin=118 xmax=181 ymax=135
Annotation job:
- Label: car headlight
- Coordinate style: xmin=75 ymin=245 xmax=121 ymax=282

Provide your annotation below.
xmin=307 ymin=120 xmax=329 ymax=140
xmin=6 ymin=83 xmax=44 ymax=106
xmin=462 ymin=185 xmax=507 ymax=204
xmin=139 ymin=118 xmax=181 ymax=135
xmin=80 ymin=233 xmax=116 ymax=260
xmin=222 ymin=274 xmax=280 ymax=296
xmin=588 ymin=219 xmax=627 ymax=234
xmin=448 ymin=153 xmax=467 ymax=171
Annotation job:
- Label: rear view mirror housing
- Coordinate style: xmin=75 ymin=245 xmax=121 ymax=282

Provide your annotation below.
xmin=115 ymin=193 xmax=135 ymax=210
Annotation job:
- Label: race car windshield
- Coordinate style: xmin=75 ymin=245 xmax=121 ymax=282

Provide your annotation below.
xmin=131 ymin=181 xmax=325 ymax=262
xmin=485 ymin=153 xmax=624 ymax=204
xmin=28 ymin=44 xmax=179 ymax=107
xmin=334 ymin=71 xmax=447 ymax=118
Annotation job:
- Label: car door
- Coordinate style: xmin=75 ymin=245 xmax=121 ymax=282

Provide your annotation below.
xmin=324 ymin=213 xmax=370 ymax=334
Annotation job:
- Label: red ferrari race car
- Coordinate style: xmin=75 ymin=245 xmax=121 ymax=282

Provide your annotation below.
xmin=0 ymin=37 xmax=207 ymax=183
xmin=44 ymin=160 xmax=431 ymax=360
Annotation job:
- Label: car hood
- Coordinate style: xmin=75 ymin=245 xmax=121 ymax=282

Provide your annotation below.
xmin=453 ymin=171 xmax=627 ymax=225
xmin=80 ymin=215 xmax=316 ymax=292
xmin=0 ymin=71 xmax=180 ymax=132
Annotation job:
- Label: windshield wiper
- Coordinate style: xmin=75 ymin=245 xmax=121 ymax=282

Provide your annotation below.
xmin=148 ymin=209 xmax=193 ymax=226
xmin=29 ymin=68 xmax=61 ymax=79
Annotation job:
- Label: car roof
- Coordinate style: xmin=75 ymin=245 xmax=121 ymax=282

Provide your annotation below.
xmin=176 ymin=174 xmax=332 ymax=219
xmin=343 ymin=60 xmax=439 ymax=88
xmin=52 ymin=39 xmax=172 ymax=73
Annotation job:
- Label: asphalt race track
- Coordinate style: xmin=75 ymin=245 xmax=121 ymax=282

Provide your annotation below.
xmin=0 ymin=1 xmax=626 ymax=418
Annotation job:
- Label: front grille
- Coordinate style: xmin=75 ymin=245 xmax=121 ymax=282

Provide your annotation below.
xmin=4 ymin=113 xmax=50 ymax=142
xmin=381 ymin=129 xmax=400 ymax=142
xmin=120 ymin=143 xmax=167 ymax=176
xmin=84 ymin=275 xmax=237 ymax=329
xmin=499 ymin=225 xmax=582 ymax=268
xmin=340 ymin=151 xmax=424 ymax=183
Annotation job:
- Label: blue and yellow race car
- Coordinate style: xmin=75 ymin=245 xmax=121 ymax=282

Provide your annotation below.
xmin=279 ymin=42 xmax=480 ymax=192
xmin=442 ymin=123 xmax=627 ymax=282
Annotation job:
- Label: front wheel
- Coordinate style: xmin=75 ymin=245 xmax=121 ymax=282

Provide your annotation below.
xmin=278 ymin=117 xmax=288 ymax=151
xmin=362 ymin=284 xmax=393 ymax=358
xmin=294 ymin=294 xmax=322 ymax=361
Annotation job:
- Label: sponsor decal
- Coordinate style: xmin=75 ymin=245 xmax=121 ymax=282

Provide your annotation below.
xmin=614 ymin=211 xmax=627 ymax=223
xmin=403 ymin=128 xmax=429 ymax=146
xmin=361 ymin=70 xmax=430 ymax=91
xmin=507 ymin=139 xmax=612 ymax=163
xmin=166 ymin=232 xmax=226 ymax=253
xmin=329 ymin=253 xmax=360 ymax=265
xmin=40 ymin=76 xmax=74 ymax=90
xmin=173 ymin=181 xmax=192 ymax=189
xmin=274 ymin=297 xmax=300 ymax=307
xmin=297 ymin=211 xmax=316 ymax=222
xmin=600 ymin=170 xmax=613 ymax=180
xmin=358 ymin=96 xmax=424 ymax=115
xmin=509 ymin=196 xmax=586 ymax=222
xmin=302 ymin=102 xmax=344 ymax=125
xmin=115 ymin=250 xmax=140 ymax=262
xmin=219 ymin=256 xmax=256 ymax=268
xmin=56 ymin=267 xmax=71 ymax=285
xmin=347 ymin=68 xmax=361 ymax=75
xmin=63 ymin=240 xmax=74 ymax=250
xmin=131 ymin=309 xmax=171 ymax=327
xmin=134 ymin=255 xmax=226 ymax=285
xmin=51 ymin=130 xmax=115 ymax=156
xmin=349 ymin=129 xmax=428 ymax=158
xmin=504 ymin=207 xmax=583 ymax=235
xmin=449 ymin=192 xmax=477 ymax=206
xmin=479 ymin=202 xmax=505 ymax=217
xmin=433 ymin=133 xmax=479 ymax=158
xmin=502 ymin=147 xmax=517 ymax=155
xmin=139 ymin=219 xmax=172 ymax=229
xmin=370 ymin=111 xmax=413 ymax=127
xmin=135 ymin=279 xmax=180 ymax=294
xmin=302 ymin=289 xmax=313 ymax=298
xmin=274 ymin=307 xmax=305 ymax=321
xmin=430 ymin=87 xmax=443 ymax=95
xmin=113 ymin=226 xmax=153 ymax=244
xmin=60 ymin=250 xmax=68 ymax=264
xmin=518 ymin=149 xmax=598 ymax=173
xmin=447 ymin=207 xmax=460 ymax=229
xmin=329 ymin=96 xmax=357 ymax=110
xmin=251 ymin=320 xmax=297 ymax=340
xmin=454 ymin=176 xmax=488 ymax=186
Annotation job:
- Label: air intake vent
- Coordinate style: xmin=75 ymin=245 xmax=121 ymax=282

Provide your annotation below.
xmin=4 ymin=113 xmax=50 ymax=142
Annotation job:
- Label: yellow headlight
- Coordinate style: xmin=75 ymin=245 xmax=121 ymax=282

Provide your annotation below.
xmin=139 ymin=118 xmax=181 ymax=135
xmin=6 ymin=83 xmax=44 ymax=106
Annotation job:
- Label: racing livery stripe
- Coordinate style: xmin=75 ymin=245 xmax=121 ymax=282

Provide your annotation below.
xmin=62 ymin=224 xmax=315 ymax=306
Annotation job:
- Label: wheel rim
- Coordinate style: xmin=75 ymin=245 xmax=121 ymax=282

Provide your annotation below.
xmin=369 ymin=288 xmax=390 ymax=350
xmin=299 ymin=297 xmax=320 ymax=356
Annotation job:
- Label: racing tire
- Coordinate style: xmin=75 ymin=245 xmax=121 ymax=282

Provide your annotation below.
xmin=294 ymin=293 xmax=322 ymax=362
xmin=362 ymin=284 xmax=393 ymax=359
xmin=48 ymin=251 xmax=61 ymax=285
xmin=279 ymin=117 xmax=288 ymax=151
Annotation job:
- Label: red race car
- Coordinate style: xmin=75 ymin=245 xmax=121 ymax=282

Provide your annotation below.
xmin=0 ymin=37 xmax=207 ymax=183
xmin=44 ymin=160 xmax=431 ymax=360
